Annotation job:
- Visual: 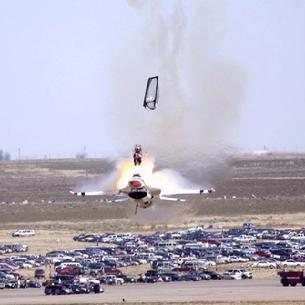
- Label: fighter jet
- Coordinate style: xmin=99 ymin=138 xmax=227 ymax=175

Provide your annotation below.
xmin=70 ymin=174 xmax=215 ymax=214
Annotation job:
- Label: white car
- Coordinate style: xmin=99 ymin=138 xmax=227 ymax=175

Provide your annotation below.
xmin=20 ymin=262 xmax=33 ymax=269
xmin=233 ymin=235 xmax=256 ymax=243
xmin=234 ymin=269 xmax=253 ymax=279
xmin=199 ymin=259 xmax=216 ymax=267
xmin=280 ymin=232 xmax=296 ymax=240
xmin=12 ymin=230 xmax=35 ymax=237
xmin=100 ymin=275 xmax=124 ymax=285
xmin=291 ymin=233 xmax=305 ymax=240
xmin=278 ymin=259 xmax=305 ymax=268
xmin=228 ymin=256 xmax=249 ymax=263
xmin=252 ymin=260 xmax=278 ymax=269
xmin=215 ymin=256 xmax=231 ymax=264
xmin=222 ymin=270 xmax=242 ymax=280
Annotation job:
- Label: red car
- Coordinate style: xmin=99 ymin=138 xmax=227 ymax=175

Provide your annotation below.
xmin=57 ymin=266 xmax=81 ymax=276
xmin=102 ymin=267 xmax=122 ymax=275
xmin=255 ymin=250 xmax=272 ymax=258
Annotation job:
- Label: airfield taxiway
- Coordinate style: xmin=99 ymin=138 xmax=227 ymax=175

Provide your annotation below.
xmin=0 ymin=279 xmax=304 ymax=304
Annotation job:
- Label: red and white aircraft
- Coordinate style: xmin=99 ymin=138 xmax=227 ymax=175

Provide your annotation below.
xmin=70 ymin=174 xmax=215 ymax=214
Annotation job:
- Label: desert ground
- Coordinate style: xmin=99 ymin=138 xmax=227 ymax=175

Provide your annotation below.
xmin=1 ymin=153 xmax=305 ymax=304
xmin=1 ymin=153 xmax=305 ymax=230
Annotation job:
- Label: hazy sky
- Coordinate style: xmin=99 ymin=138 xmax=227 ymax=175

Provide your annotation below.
xmin=0 ymin=0 xmax=305 ymax=159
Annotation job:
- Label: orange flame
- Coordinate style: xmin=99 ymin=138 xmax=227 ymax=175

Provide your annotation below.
xmin=116 ymin=158 xmax=155 ymax=189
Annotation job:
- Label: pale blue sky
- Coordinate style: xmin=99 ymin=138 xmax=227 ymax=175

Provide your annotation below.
xmin=0 ymin=0 xmax=304 ymax=159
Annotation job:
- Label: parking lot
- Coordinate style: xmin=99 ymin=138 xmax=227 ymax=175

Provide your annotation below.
xmin=2 ymin=223 xmax=305 ymax=294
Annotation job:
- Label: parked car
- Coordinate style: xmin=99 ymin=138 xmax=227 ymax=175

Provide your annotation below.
xmin=222 ymin=270 xmax=242 ymax=280
xmin=200 ymin=271 xmax=222 ymax=280
xmin=26 ymin=280 xmax=41 ymax=288
xmin=234 ymin=269 xmax=252 ymax=279
xmin=252 ymin=260 xmax=278 ymax=269
xmin=12 ymin=230 xmax=35 ymax=237
xmin=198 ymin=273 xmax=211 ymax=280
xmin=34 ymin=269 xmax=45 ymax=279
xmin=119 ymin=274 xmax=137 ymax=283
xmin=278 ymin=259 xmax=305 ymax=268
xmin=45 ymin=284 xmax=73 ymax=295
xmin=233 ymin=235 xmax=256 ymax=243
xmin=243 ymin=223 xmax=255 ymax=230
xmin=99 ymin=275 xmax=124 ymax=285
xmin=159 ymin=272 xmax=181 ymax=281
xmin=57 ymin=266 xmax=82 ymax=276
xmin=183 ymin=272 xmax=202 ymax=281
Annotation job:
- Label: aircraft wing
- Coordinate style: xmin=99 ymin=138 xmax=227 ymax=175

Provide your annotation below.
xmin=160 ymin=188 xmax=215 ymax=201
xmin=118 ymin=186 xmax=130 ymax=195
xmin=104 ymin=197 xmax=129 ymax=203
xmin=147 ymin=187 xmax=161 ymax=197
xmin=70 ymin=191 xmax=106 ymax=196
xmin=159 ymin=195 xmax=186 ymax=202
xmin=70 ymin=190 xmax=129 ymax=203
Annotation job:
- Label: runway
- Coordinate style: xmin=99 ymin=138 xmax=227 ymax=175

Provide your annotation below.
xmin=0 ymin=279 xmax=304 ymax=304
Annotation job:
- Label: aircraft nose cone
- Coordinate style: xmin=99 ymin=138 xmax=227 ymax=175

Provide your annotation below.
xmin=129 ymin=180 xmax=143 ymax=188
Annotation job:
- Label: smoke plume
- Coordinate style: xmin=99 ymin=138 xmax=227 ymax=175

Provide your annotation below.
xmin=104 ymin=0 xmax=244 ymax=185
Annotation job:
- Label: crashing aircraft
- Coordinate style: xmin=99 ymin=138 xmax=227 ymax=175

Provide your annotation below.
xmin=70 ymin=174 xmax=215 ymax=214
xmin=143 ymin=76 xmax=158 ymax=110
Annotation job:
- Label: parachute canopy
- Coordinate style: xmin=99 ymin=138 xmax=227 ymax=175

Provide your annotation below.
xmin=143 ymin=76 xmax=159 ymax=110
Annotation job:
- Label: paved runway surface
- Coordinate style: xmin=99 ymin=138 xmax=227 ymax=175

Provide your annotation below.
xmin=0 ymin=279 xmax=304 ymax=304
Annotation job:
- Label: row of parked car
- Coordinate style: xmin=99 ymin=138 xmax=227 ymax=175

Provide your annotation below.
xmin=0 ymin=243 xmax=28 ymax=254
xmin=0 ymin=278 xmax=42 ymax=289
xmin=44 ymin=275 xmax=102 ymax=295
xmin=3 ymin=223 xmax=305 ymax=291
xmin=71 ymin=223 xmax=305 ymax=270
xmin=42 ymin=267 xmax=252 ymax=289
xmin=39 ymin=225 xmax=259 ymax=286
xmin=44 ymin=282 xmax=102 ymax=295
xmin=0 ymin=254 xmax=46 ymax=289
